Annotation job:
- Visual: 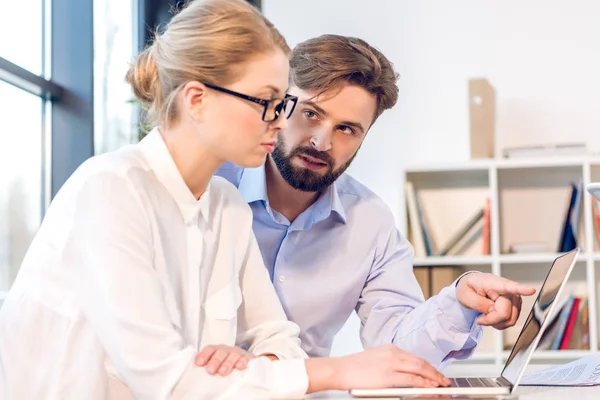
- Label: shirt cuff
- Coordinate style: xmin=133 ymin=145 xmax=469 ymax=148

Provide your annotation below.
xmin=454 ymin=271 xmax=484 ymax=326
xmin=251 ymin=339 xmax=308 ymax=361
xmin=435 ymin=277 xmax=480 ymax=333
xmin=262 ymin=358 xmax=309 ymax=399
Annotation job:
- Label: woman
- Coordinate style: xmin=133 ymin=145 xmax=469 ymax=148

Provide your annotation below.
xmin=0 ymin=0 xmax=449 ymax=398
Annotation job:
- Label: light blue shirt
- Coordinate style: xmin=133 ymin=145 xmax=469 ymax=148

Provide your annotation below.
xmin=216 ymin=162 xmax=483 ymax=368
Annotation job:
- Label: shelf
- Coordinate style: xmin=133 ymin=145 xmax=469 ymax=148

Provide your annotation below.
xmin=405 ymin=157 xmax=600 ymax=174
xmin=499 ymin=253 xmax=587 ymax=264
xmin=413 ymin=256 xmax=493 ymax=267
xmin=405 ymin=160 xmax=492 ymax=174
xmin=413 ymin=253 xmax=588 ymax=266
xmin=404 ymin=159 xmax=600 ymax=364
xmin=496 ymin=158 xmax=587 ymax=170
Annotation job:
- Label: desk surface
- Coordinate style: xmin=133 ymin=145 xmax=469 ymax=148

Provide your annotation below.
xmin=306 ymin=386 xmax=600 ymax=399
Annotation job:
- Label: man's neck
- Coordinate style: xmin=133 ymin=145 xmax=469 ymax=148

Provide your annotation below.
xmin=264 ymin=156 xmax=320 ymax=223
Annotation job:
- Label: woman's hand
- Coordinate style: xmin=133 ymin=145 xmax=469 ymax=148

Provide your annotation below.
xmin=194 ymin=345 xmax=256 ymax=376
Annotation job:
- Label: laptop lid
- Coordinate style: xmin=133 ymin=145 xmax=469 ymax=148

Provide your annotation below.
xmin=500 ymin=248 xmax=580 ymax=390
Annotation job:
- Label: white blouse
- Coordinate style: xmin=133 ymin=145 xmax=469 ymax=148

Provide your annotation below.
xmin=0 ymin=129 xmax=309 ymax=399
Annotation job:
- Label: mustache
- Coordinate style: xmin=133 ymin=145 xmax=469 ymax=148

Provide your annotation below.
xmin=290 ymin=146 xmax=333 ymax=167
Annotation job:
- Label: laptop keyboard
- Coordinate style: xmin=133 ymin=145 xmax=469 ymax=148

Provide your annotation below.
xmin=450 ymin=377 xmax=501 ymax=388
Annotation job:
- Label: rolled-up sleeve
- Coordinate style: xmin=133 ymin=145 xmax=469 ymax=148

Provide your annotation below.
xmin=64 ymin=172 xmax=308 ymax=399
xmin=355 ymin=223 xmax=483 ymax=369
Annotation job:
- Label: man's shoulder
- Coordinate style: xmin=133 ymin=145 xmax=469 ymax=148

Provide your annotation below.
xmin=214 ymin=162 xmax=244 ymax=188
xmin=335 ymin=173 xmax=395 ymax=222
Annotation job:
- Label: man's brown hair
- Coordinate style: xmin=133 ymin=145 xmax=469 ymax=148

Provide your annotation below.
xmin=290 ymin=34 xmax=399 ymax=122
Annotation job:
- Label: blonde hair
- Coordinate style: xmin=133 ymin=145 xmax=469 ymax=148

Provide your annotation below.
xmin=290 ymin=34 xmax=399 ymax=122
xmin=126 ymin=0 xmax=290 ymax=128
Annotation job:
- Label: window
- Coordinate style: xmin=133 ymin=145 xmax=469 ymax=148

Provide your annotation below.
xmin=0 ymin=0 xmax=44 ymax=75
xmin=0 ymin=0 xmax=94 ymax=303
xmin=0 ymin=81 xmax=44 ymax=291
xmin=94 ymin=0 xmax=137 ymax=154
xmin=0 ymin=0 xmax=48 ymax=298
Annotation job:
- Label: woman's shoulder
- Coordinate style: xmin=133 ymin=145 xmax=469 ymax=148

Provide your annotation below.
xmin=77 ymin=144 xmax=148 ymax=178
xmin=55 ymin=145 xmax=149 ymax=205
xmin=209 ymin=175 xmax=248 ymax=207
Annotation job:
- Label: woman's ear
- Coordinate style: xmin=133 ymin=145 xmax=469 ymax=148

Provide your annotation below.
xmin=182 ymin=81 xmax=206 ymax=122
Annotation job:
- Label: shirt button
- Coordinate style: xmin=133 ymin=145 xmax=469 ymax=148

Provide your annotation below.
xmin=278 ymin=275 xmax=285 ymax=283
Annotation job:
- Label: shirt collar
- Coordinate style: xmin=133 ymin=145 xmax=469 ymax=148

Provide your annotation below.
xmin=238 ymin=163 xmax=269 ymax=205
xmin=312 ymin=181 xmax=347 ymax=225
xmin=237 ymin=162 xmax=347 ymax=225
xmin=138 ymin=128 xmax=210 ymax=224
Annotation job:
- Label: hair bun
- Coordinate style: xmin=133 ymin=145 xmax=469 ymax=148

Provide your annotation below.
xmin=126 ymin=46 xmax=159 ymax=106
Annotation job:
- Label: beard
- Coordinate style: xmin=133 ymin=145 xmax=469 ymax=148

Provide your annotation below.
xmin=271 ymin=135 xmax=357 ymax=192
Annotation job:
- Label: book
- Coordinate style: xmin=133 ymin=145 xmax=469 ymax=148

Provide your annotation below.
xmin=559 ymin=297 xmax=581 ymax=350
xmin=551 ymin=296 xmax=575 ymax=350
xmin=482 ymin=198 xmax=491 ymax=255
xmin=413 ymin=267 xmax=431 ymax=299
xmin=438 ymin=208 xmax=485 ymax=256
xmin=405 ymin=181 xmax=426 ymax=257
xmin=414 ymin=191 xmax=434 ymax=256
xmin=502 ymin=142 xmax=587 ymax=159
xmin=581 ymin=297 xmax=590 ymax=350
xmin=570 ymin=179 xmax=584 ymax=245
xmin=557 ymin=183 xmax=579 ymax=252
xmin=536 ymin=295 xmax=572 ymax=350
xmin=569 ymin=296 xmax=587 ymax=350
xmin=430 ymin=266 xmax=462 ymax=296
xmin=508 ymin=242 xmax=551 ymax=254
xmin=592 ymin=197 xmax=600 ymax=248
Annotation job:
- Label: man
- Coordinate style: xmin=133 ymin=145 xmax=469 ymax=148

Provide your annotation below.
xmin=215 ymin=34 xmax=535 ymax=368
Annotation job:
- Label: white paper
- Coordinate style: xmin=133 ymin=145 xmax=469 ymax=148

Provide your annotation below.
xmin=519 ymin=354 xmax=600 ymax=386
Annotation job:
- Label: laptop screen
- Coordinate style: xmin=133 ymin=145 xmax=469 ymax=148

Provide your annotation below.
xmin=500 ymin=248 xmax=579 ymax=385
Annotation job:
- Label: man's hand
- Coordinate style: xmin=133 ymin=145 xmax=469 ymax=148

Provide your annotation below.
xmin=194 ymin=345 xmax=256 ymax=376
xmin=306 ymin=344 xmax=451 ymax=393
xmin=456 ymin=272 xmax=536 ymax=330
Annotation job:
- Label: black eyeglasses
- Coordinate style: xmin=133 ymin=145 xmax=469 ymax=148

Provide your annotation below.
xmin=203 ymin=83 xmax=298 ymax=122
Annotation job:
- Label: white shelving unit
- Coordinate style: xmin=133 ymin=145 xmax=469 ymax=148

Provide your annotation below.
xmin=404 ymin=156 xmax=600 ymax=367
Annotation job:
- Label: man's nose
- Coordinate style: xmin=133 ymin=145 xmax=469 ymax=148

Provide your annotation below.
xmin=310 ymin=128 xmax=332 ymax=152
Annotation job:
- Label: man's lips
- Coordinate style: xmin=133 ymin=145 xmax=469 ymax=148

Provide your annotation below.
xmin=297 ymin=154 xmax=328 ymax=166
xmin=296 ymin=154 xmax=329 ymax=171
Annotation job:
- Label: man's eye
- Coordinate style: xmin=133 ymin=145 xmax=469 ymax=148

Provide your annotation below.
xmin=303 ymin=110 xmax=318 ymax=119
xmin=339 ymin=125 xmax=355 ymax=135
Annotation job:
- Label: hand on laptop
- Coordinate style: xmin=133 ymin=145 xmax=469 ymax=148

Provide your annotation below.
xmin=456 ymin=273 xmax=536 ymax=330
xmin=313 ymin=344 xmax=452 ymax=390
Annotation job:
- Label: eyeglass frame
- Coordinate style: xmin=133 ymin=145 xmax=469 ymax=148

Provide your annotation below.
xmin=203 ymin=82 xmax=298 ymax=122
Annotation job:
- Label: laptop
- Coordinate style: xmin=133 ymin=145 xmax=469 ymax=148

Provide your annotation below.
xmin=350 ymin=248 xmax=580 ymax=397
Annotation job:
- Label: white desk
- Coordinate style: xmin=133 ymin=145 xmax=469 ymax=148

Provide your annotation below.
xmin=306 ymin=386 xmax=600 ymax=399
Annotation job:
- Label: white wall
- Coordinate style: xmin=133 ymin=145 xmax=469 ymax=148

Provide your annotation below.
xmin=263 ymin=0 xmax=600 ymax=355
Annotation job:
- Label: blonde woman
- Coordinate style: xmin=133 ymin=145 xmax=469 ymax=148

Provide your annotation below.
xmin=0 ymin=0 xmax=449 ymax=398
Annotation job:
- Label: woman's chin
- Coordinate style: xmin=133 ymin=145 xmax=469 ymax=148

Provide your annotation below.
xmin=234 ymin=153 xmax=268 ymax=169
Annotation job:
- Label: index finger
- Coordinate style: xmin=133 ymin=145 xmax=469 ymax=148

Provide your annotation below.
xmin=487 ymin=279 xmax=536 ymax=296
xmin=195 ymin=345 xmax=218 ymax=366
